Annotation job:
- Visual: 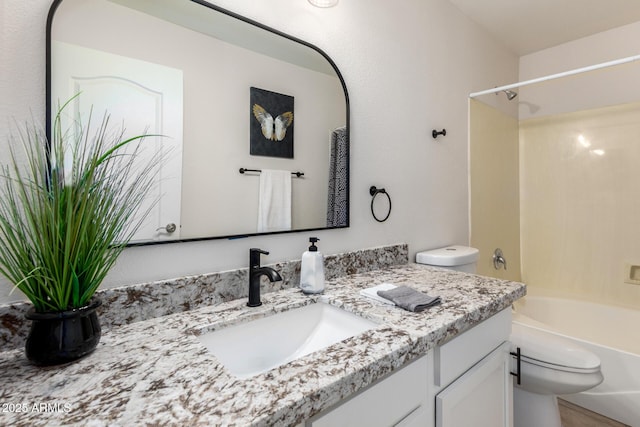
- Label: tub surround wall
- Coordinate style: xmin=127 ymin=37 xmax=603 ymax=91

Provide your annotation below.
xmin=520 ymin=102 xmax=640 ymax=310
xmin=0 ymin=244 xmax=407 ymax=351
xmin=469 ymin=99 xmax=521 ymax=282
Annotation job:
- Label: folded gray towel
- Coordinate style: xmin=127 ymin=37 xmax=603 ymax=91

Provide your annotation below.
xmin=377 ymin=286 xmax=441 ymax=312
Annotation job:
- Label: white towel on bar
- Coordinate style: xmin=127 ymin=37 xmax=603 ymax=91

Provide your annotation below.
xmin=257 ymin=169 xmax=291 ymax=233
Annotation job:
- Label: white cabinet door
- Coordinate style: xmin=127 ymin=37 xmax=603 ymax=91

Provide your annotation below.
xmin=436 ymin=342 xmax=513 ymax=427
xmin=309 ymin=354 xmax=432 ymax=427
xmin=395 ymin=405 xmax=430 ymax=427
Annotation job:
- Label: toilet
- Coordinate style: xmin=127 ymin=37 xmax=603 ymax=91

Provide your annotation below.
xmin=416 ymin=246 xmax=604 ymax=427
xmin=510 ymin=313 xmax=603 ymax=427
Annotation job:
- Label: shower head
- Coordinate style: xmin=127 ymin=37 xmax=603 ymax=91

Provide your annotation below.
xmin=503 ymin=89 xmax=518 ymax=100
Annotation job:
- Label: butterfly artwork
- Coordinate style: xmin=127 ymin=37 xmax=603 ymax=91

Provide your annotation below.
xmin=252 ymin=104 xmax=294 ymax=142
xmin=250 ymin=87 xmax=295 ymax=158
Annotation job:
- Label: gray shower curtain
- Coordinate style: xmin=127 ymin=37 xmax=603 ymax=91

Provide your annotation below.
xmin=326 ymin=126 xmax=348 ymax=227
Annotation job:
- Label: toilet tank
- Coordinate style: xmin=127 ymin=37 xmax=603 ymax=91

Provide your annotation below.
xmin=415 ymin=246 xmax=479 ymax=273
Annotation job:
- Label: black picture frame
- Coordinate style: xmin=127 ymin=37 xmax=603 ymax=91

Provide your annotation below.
xmin=250 ymin=87 xmax=294 ymax=158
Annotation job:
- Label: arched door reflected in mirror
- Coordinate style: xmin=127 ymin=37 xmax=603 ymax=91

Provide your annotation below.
xmin=47 ymin=0 xmax=349 ymax=245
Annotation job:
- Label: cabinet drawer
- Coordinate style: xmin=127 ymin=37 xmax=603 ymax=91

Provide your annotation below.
xmin=434 ymin=308 xmax=511 ymax=387
xmin=309 ymin=354 xmax=430 ymax=427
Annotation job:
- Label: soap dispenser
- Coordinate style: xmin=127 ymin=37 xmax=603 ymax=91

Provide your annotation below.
xmin=300 ymin=237 xmax=325 ymax=294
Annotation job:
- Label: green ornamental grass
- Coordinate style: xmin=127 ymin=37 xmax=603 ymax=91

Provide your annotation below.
xmin=0 ymin=97 xmax=163 ymax=312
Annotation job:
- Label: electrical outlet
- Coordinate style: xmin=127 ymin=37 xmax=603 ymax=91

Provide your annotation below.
xmin=624 ymin=263 xmax=640 ymax=285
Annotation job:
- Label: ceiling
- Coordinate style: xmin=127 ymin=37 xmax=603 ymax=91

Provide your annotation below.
xmin=447 ymin=0 xmax=640 ymax=56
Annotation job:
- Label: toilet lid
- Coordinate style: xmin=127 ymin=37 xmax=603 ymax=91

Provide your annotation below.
xmin=511 ymin=321 xmax=601 ymax=371
xmin=416 ymin=246 xmax=479 ymax=267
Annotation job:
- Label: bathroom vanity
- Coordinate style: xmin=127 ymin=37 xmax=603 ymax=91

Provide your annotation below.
xmin=306 ymin=306 xmax=513 ymax=427
xmin=0 ymin=261 xmax=524 ymax=426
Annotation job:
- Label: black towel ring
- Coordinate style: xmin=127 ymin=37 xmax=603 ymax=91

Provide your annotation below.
xmin=370 ymin=186 xmax=392 ymax=222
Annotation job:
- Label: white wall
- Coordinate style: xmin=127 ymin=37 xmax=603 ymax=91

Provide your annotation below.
xmin=519 ymin=20 xmax=640 ymax=120
xmin=0 ymin=0 xmax=518 ymax=304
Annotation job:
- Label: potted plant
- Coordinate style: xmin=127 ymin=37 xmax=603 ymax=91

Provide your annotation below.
xmin=0 ymin=97 xmax=163 ymax=365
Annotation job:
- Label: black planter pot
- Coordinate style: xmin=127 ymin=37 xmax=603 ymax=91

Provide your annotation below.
xmin=25 ymin=298 xmax=102 ymax=366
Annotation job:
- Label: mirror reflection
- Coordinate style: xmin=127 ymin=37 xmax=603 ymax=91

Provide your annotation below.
xmin=48 ymin=0 xmax=349 ymax=244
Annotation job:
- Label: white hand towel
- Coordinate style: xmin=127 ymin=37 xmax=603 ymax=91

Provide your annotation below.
xmin=359 ymin=283 xmax=397 ymax=305
xmin=257 ymin=169 xmax=291 ymax=233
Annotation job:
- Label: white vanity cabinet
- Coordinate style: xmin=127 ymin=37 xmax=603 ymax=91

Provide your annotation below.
xmin=432 ymin=308 xmax=513 ymax=427
xmin=307 ymin=354 xmax=432 ymax=427
xmin=305 ymin=308 xmax=513 ymax=427
xmin=435 ymin=342 xmax=512 ymax=426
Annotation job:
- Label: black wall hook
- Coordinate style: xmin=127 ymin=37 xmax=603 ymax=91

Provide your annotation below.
xmin=369 ymin=186 xmax=385 ymax=196
xmin=432 ymin=129 xmax=446 ymax=139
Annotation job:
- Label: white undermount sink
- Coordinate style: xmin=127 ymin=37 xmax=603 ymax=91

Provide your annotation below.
xmin=196 ymin=302 xmax=378 ymax=378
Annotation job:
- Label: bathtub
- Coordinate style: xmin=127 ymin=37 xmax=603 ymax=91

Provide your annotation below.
xmin=513 ymin=293 xmax=640 ymax=427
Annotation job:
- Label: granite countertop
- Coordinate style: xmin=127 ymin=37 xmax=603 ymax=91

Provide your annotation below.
xmin=0 ymin=264 xmax=525 ymax=426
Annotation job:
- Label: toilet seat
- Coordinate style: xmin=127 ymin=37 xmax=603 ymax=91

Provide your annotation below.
xmin=515 ymin=352 xmax=604 ymax=396
xmin=510 ymin=318 xmax=604 ymax=397
xmin=511 ymin=314 xmax=601 ymax=372
xmin=519 ymin=354 xmax=601 ymax=374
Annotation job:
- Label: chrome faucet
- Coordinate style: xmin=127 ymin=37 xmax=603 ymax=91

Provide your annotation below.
xmin=248 ymin=248 xmax=282 ymax=307
xmin=493 ymin=248 xmax=507 ymax=270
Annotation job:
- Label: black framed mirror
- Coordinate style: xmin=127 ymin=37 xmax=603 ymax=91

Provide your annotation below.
xmin=47 ymin=0 xmax=349 ymax=245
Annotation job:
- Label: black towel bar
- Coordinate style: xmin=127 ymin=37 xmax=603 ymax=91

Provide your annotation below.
xmin=239 ymin=168 xmax=304 ymax=177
